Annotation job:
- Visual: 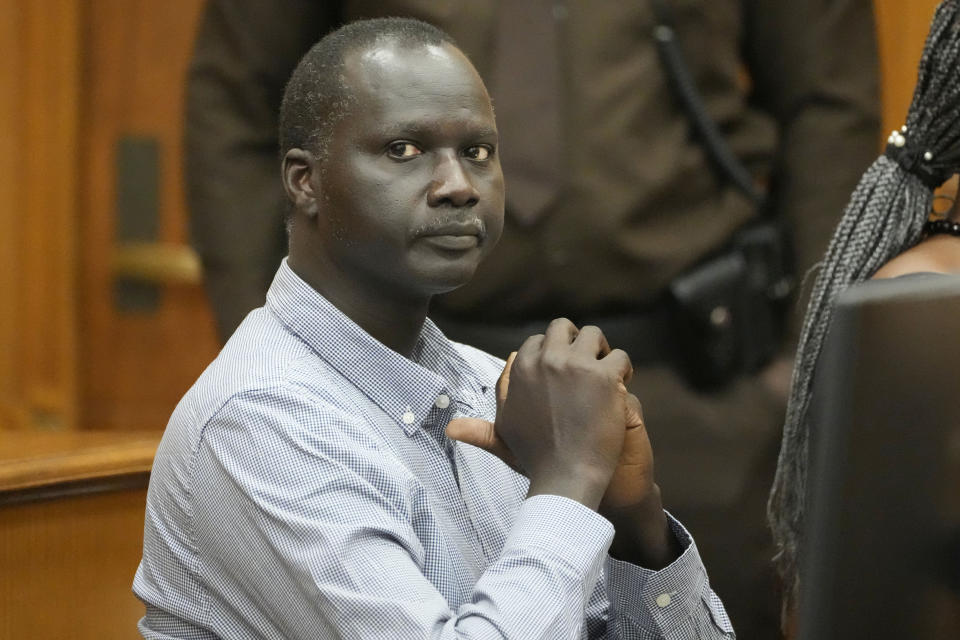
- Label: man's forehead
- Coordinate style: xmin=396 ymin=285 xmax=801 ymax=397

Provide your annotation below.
xmin=343 ymin=39 xmax=486 ymax=102
xmin=355 ymin=40 xmax=452 ymax=74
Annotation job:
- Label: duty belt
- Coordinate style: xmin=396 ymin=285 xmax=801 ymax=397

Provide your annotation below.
xmin=432 ymin=308 xmax=677 ymax=364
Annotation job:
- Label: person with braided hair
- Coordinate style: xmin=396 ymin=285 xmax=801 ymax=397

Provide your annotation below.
xmin=768 ymin=0 xmax=960 ymax=625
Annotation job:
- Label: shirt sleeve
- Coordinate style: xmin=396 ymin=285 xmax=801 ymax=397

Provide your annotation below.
xmin=185 ymin=1 xmax=338 ymax=338
xmin=188 ymin=390 xmax=619 ymax=639
xmin=585 ymin=514 xmax=736 ymax=639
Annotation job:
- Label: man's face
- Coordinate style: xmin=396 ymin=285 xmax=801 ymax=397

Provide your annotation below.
xmin=309 ymin=41 xmax=504 ymax=301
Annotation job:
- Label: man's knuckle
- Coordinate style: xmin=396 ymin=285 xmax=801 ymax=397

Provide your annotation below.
xmin=602 ymin=369 xmax=622 ymax=386
xmin=520 ymin=333 xmax=544 ymax=349
xmin=610 ymin=348 xmax=632 ymax=366
xmin=580 ymin=324 xmax=603 ymax=338
xmin=541 ymin=351 xmax=567 ymax=373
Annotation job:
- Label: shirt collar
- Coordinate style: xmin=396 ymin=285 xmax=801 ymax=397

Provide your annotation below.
xmin=265 ymin=259 xmax=486 ymax=436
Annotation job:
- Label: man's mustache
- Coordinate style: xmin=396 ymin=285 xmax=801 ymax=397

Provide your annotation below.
xmin=412 ymin=215 xmax=486 ymax=240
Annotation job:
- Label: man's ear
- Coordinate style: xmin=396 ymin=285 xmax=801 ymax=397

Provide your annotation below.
xmin=282 ymin=148 xmax=321 ymax=218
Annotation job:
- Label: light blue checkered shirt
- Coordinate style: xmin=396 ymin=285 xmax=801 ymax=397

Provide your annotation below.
xmin=134 ymin=260 xmax=734 ymax=639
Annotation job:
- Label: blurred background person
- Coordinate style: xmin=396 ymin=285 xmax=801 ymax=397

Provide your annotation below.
xmin=184 ymin=2 xmax=879 ymax=637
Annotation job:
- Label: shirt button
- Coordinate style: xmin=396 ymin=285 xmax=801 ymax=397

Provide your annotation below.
xmin=655 ymin=593 xmax=672 ymax=608
xmin=435 ymin=394 xmax=450 ymax=409
xmin=401 ymin=410 xmax=416 ymax=425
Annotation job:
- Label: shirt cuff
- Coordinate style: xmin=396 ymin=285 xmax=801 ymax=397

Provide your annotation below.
xmin=605 ymin=512 xmax=735 ymax=637
xmin=504 ymin=494 xmax=615 ymax=581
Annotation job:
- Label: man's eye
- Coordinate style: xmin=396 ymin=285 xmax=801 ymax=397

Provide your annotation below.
xmin=387 ymin=142 xmax=422 ymax=159
xmin=464 ymin=145 xmax=492 ymax=161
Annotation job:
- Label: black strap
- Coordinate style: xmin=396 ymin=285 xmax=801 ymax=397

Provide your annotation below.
xmin=651 ymin=0 xmax=764 ymax=207
xmin=883 ymin=143 xmax=951 ymax=190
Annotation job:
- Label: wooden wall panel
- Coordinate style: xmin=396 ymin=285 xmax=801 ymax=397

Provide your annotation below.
xmin=874 ymin=0 xmax=944 ymax=135
xmin=79 ymin=0 xmax=219 ymax=430
xmin=0 ymin=0 xmax=80 ymax=430
xmin=0 ymin=489 xmax=151 ymax=638
xmin=0 ymin=431 xmax=161 ymax=639
xmin=0 ymin=0 xmax=23 ymax=429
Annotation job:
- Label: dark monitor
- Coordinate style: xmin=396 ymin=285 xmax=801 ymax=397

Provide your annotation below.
xmin=798 ymin=274 xmax=960 ymax=640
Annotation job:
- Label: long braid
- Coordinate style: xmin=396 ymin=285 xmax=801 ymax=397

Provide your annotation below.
xmin=768 ymin=0 xmax=960 ymax=610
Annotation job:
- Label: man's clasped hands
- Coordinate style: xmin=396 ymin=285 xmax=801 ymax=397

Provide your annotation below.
xmin=446 ymin=318 xmax=680 ymax=569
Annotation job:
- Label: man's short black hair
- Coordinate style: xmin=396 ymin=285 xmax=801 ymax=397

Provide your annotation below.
xmin=279 ymin=17 xmax=456 ymax=160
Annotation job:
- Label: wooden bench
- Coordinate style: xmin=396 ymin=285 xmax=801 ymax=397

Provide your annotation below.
xmin=0 ymin=430 xmax=162 ymax=639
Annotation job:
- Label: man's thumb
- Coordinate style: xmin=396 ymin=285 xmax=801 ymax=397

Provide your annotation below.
xmin=446 ymin=417 xmax=521 ymax=472
xmin=445 ymin=417 xmax=498 ymax=449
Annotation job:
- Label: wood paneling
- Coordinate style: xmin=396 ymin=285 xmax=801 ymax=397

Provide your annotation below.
xmin=0 ymin=430 xmax=159 ymax=494
xmin=0 ymin=489 xmax=151 ymax=639
xmin=79 ymin=0 xmax=218 ymax=430
xmin=874 ymin=0 xmax=944 ymax=135
xmin=0 ymin=0 xmax=81 ymax=430
xmin=0 ymin=430 xmax=161 ymax=639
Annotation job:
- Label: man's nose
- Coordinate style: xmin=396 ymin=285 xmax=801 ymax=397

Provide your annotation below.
xmin=427 ymin=151 xmax=479 ymax=208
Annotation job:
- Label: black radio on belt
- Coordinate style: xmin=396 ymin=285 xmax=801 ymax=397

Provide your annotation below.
xmin=653 ymin=0 xmax=794 ymax=389
xmin=668 ymin=220 xmax=793 ymax=389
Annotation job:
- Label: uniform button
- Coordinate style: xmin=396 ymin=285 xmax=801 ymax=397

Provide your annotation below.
xmin=401 ymin=410 xmax=416 ymax=425
xmin=655 ymin=593 xmax=672 ymax=608
xmin=435 ymin=394 xmax=450 ymax=409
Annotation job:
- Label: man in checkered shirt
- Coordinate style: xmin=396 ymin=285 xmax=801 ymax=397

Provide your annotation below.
xmin=134 ymin=17 xmax=735 ymax=639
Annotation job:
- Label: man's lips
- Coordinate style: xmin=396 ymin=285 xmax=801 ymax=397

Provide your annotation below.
xmin=420 ymin=234 xmax=480 ymax=250
xmin=416 ymin=219 xmax=485 ymax=250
